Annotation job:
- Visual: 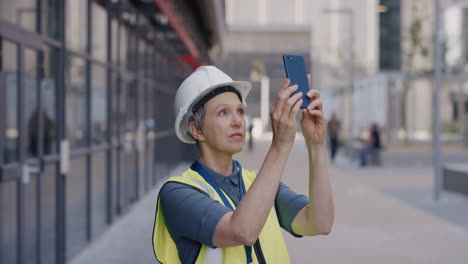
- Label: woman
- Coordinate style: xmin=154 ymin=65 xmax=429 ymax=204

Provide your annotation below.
xmin=153 ymin=66 xmax=334 ymax=264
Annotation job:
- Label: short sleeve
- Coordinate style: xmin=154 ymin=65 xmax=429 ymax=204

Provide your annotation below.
xmin=275 ymin=182 xmax=309 ymax=237
xmin=159 ymin=182 xmax=232 ymax=247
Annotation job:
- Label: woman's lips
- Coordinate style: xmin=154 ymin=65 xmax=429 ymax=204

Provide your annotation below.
xmin=230 ymin=132 xmax=244 ymax=138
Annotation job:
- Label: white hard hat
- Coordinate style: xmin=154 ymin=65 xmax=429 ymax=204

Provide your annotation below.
xmin=174 ymin=65 xmax=251 ymax=144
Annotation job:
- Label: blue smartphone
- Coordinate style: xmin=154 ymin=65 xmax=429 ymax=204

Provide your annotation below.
xmin=282 ymin=54 xmax=312 ymax=109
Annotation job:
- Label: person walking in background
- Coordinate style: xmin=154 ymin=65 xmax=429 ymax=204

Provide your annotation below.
xmin=327 ymin=112 xmax=341 ymax=163
xmin=246 ymin=114 xmax=254 ymax=151
xmin=153 ymin=66 xmax=334 ymax=263
xmin=360 ymin=122 xmax=381 ymax=167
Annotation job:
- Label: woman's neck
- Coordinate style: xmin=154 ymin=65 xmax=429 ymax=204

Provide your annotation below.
xmin=199 ymin=148 xmax=233 ymax=177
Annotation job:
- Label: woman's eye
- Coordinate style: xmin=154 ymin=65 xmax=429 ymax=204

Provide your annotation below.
xmin=219 ymin=110 xmax=226 ymax=116
xmin=238 ymin=109 xmax=245 ymax=115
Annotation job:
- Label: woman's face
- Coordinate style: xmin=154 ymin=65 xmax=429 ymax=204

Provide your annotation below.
xmin=200 ymin=92 xmax=246 ymax=155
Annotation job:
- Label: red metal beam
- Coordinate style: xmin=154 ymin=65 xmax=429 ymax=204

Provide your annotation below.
xmin=154 ymin=0 xmax=200 ymax=59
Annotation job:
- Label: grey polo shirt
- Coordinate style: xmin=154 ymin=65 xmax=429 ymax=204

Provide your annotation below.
xmin=159 ymin=160 xmax=308 ymax=264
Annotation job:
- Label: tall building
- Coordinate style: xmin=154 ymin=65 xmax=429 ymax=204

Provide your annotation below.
xmin=379 ymin=0 xmax=402 ymax=70
xmin=221 ymin=0 xmax=378 ymax=135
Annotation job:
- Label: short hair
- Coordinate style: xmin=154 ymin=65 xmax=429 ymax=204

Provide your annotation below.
xmin=188 ymin=104 xmax=205 ymax=141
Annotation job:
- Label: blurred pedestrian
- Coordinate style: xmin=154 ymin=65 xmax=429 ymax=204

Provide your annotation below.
xmin=360 ymin=123 xmax=381 ymax=167
xmin=327 ymin=112 xmax=341 ymax=162
xmin=153 ymin=66 xmax=334 ymax=263
xmin=246 ymin=114 xmax=254 ymax=151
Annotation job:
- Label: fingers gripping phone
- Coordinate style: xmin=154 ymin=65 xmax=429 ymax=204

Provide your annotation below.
xmin=282 ymin=54 xmax=312 ymax=109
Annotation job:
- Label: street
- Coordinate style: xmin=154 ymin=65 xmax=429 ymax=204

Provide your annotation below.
xmin=71 ymin=136 xmax=468 ymax=264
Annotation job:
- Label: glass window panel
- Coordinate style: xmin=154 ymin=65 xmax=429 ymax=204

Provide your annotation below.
xmin=1 ymin=181 xmax=18 ymax=264
xmin=111 ymin=149 xmax=118 ymax=217
xmin=119 ymin=80 xmax=127 ymax=140
xmin=120 ymin=26 xmax=127 ymax=68
xmin=154 ymin=91 xmax=164 ymax=131
xmin=1 ymin=41 xmax=19 ymax=163
xmin=41 ymin=164 xmax=57 ymax=264
xmin=23 ymin=175 xmax=38 ymax=262
xmin=24 ymin=48 xmax=39 ymax=158
xmin=91 ymin=64 xmax=107 ymax=145
xmin=92 ymin=2 xmax=107 ymax=62
xmin=91 ymin=151 xmax=107 ymax=238
xmin=111 ymin=19 xmax=119 ymax=64
xmin=66 ymin=0 xmax=87 ymax=53
xmin=147 ymin=48 xmax=155 ymax=79
xmin=127 ymin=33 xmax=136 ymax=73
xmin=65 ymin=56 xmax=86 ymax=149
xmin=111 ymin=73 xmax=119 ymax=144
xmin=124 ymin=80 xmax=136 ymax=135
xmin=138 ymin=40 xmax=145 ymax=75
xmin=154 ymin=54 xmax=161 ymax=82
xmin=122 ymin=150 xmax=134 ymax=207
xmin=66 ymin=157 xmax=87 ymax=260
xmin=0 ymin=0 xmax=38 ymax=32
xmin=42 ymin=46 xmax=58 ymax=155
xmin=143 ymin=48 xmax=149 ymax=78
xmin=143 ymin=83 xmax=150 ymax=120
xmin=46 ymin=0 xmax=59 ymax=38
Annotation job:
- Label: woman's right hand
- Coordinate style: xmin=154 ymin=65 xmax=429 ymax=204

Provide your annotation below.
xmin=214 ymin=79 xmax=303 ymax=247
xmin=270 ymin=79 xmax=303 ymax=151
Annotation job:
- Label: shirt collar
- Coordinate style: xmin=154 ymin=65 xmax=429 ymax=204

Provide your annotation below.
xmin=196 ymin=159 xmax=240 ymax=187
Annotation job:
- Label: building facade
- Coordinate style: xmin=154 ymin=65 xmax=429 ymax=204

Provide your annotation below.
xmin=0 ymin=1 xmax=224 ymax=263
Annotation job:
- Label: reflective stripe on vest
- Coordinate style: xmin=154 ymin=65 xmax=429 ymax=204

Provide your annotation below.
xmin=189 ymin=178 xmax=223 ymax=263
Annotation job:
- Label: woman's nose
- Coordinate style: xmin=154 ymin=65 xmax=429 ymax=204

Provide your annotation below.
xmin=232 ymin=113 xmax=243 ymax=127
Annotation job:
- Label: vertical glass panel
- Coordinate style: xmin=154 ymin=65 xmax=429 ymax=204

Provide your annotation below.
xmin=46 ymin=0 xmax=59 ymax=38
xmin=91 ymin=64 xmax=107 ymax=145
xmin=127 ymin=33 xmax=136 ymax=73
xmin=24 ymin=49 xmax=39 ymax=158
xmin=66 ymin=157 xmax=87 ymax=260
xmin=118 ymin=81 xmax=127 ymax=142
xmin=0 ymin=0 xmax=38 ymax=32
xmin=1 ymin=181 xmax=18 ymax=264
xmin=152 ymin=51 xmax=157 ymax=80
xmin=111 ymin=149 xmax=119 ymax=218
xmin=379 ymin=0 xmax=401 ymax=70
xmin=145 ymin=48 xmax=154 ymax=79
xmin=42 ymin=46 xmax=58 ymax=155
xmin=122 ymin=150 xmax=134 ymax=208
xmin=91 ymin=2 xmax=107 ymax=62
xmin=111 ymin=19 xmax=119 ymax=64
xmin=138 ymin=40 xmax=145 ymax=75
xmin=1 ymin=41 xmax=19 ymax=163
xmin=111 ymin=73 xmax=119 ymax=144
xmin=120 ymin=26 xmax=127 ymax=68
xmin=124 ymin=80 xmax=136 ymax=139
xmin=65 ymin=56 xmax=86 ymax=149
xmin=91 ymin=151 xmax=107 ymax=238
xmin=23 ymin=174 xmax=38 ymax=263
xmin=41 ymin=163 xmax=56 ymax=264
xmin=66 ymin=0 xmax=87 ymax=53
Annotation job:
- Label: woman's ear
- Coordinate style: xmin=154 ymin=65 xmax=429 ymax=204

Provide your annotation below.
xmin=189 ymin=120 xmax=205 ymax=142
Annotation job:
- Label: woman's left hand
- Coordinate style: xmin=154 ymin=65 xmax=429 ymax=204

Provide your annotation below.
xmin=301 ymin=75 xmax=327 ymax=145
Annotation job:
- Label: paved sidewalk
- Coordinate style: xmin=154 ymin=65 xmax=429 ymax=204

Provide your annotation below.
xmin=71 ymin=137 xmax=468 ymax=264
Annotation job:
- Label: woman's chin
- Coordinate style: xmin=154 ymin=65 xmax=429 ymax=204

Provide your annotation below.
xmin=224 ymin=143 xmax=244 ymax=154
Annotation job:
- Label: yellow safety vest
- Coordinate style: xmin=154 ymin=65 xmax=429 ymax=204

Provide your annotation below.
xmin=152 ymin=167 xmax=291 ymax=264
